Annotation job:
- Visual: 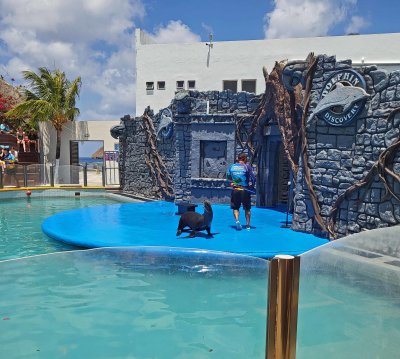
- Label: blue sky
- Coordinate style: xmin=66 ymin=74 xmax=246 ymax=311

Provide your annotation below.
xmin=79 ymin=141 xmax=104 ymax=158
xmin=0 ymin=0 xmax=399 ymax=120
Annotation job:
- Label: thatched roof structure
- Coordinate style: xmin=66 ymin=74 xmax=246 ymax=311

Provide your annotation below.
xmin=91 ymin=146 xmax=104 ymax=159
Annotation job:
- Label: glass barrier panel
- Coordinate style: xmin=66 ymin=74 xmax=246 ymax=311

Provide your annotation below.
xmin=26 ymin=164 xmax=51 ymax=187
xmin=54 ymin=165 xmax=83 ymax=186
xmin=0 ymin=247 xmax=269 ymax=358
xmin=297 ymin=227 xmax=400 ymax=358
xmin=86 ymin=163 xmax=104 ymax=186
xmin=2 ymin=163 xmax=22 ymax=188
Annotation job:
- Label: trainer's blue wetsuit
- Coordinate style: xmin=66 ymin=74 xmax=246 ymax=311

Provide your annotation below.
xmin=226 ymin=163 xmax=256 ymax=188
xmin=226 ymin=163 xmax=256 ymax=210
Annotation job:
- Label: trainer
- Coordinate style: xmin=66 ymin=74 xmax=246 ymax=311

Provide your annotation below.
xmin=226 ymin=153 xmax=256 ymax=230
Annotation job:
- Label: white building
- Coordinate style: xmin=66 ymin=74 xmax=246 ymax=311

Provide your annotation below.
xmin=40 ymin=120 xmax=120 ymax=166
xmin=135 ymin=29 xmax=400 ymax=116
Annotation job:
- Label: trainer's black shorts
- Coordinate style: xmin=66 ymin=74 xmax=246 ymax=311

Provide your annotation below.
xmin=230 ymin=189 xmax=251 ymax=210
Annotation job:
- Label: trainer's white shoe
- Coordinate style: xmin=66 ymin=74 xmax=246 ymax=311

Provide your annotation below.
xmin=236 ymin=221 xmax=242 ymax=230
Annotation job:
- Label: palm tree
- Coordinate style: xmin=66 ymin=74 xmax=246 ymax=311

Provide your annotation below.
xmin=6 ymin=67 xmax=81 ymax=162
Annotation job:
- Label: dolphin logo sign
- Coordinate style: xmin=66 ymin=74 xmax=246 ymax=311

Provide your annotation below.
xmin=311 ymin=69 xmax=369 ymax=127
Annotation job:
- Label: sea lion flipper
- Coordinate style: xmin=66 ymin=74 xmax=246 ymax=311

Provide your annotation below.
xmin=176 ymin=217 xmax=185 ymax=236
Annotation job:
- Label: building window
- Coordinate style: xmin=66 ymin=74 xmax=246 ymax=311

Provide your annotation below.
xmin=188 ymin=80 xmax=196 ymax=89
xmin=242 ymin=79 xmax=256 ymax=93
xmin=200 ymin=140 xmax=227 ymax=179
xmin=176 ymin=80 xmax=185 ymax=90
xmin=157 ymin=81 xmax=165 ymax=90
xmin=223 ymin=80 xmax=237 ymax=93
xmin=146 ymin=82 xmax=154 ymax=95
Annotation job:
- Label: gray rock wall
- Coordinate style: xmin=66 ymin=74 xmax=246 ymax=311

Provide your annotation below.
xmin=174 ymin=114 xmax=236 ymax=204
xmin=120 ymin=90 xmax=258 ymax=202
xmin=292 ymin=55 xmax=400 ymax=238
xmin=119 ymin=111 xmax=176 ymax=199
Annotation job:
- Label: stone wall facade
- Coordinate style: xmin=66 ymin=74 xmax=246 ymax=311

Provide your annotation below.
xmin=292 ymin=55 xmax=400 ymax=237
xmin=118 ymin=55 xmax=400 ymax=238
xmin=120 ymin=90 xmax=259 ymax=203
xmin=119 ymin=111 xmax=176 ymax=199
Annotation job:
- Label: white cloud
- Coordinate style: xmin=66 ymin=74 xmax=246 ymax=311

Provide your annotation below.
xmin=2 ymin=58 xmax=30 ymax=78
xmin=0 ymin=1 xmax=200 ymax=119
xmin=264 ymin=0 xmax=358 ymax=39
xmin=0 ymin=0 xmax=144 ymax=119
xmin=345 ymin=15 xmax=368 ymax=34
xmin=149 ymin=20 xmax=201 ymax=44
xmin=0 ymin=0 xmax=145 ymax=44
xmin=90 ymin=48 xmax=136 ymax=114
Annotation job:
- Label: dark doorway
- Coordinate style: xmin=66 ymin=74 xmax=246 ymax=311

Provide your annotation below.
xmin=275 ymin=143 xmax=290 ymax=205
xmin=257 ymin=137 xmax=290 ymax=208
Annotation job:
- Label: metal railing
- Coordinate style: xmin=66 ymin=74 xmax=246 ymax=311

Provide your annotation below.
xmin=104 ymin=156 xmax=120 ymax=186
xmin=0 ymin=163 xmax=120 ymax=189
xmin=105 ymin=163 xmax=120 ymax=186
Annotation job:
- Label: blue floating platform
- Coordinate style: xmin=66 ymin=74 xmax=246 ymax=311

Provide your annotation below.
xmin=42 ymin=201 xmax=328 ymax=258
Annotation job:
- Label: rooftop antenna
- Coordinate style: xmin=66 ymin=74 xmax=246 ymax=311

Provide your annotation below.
xmin=206 ymin=33 xmax=213 ymax=67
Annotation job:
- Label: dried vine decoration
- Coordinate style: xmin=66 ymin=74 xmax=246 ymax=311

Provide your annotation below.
xmin=298 ymin=54 xmax=333 ymax=236
xmin=378 ymin=108 xmax=400 ymax=198
xmin=236 ymin=62 xmax=302 ymax=175
xmin=141 ymin=107 xmax=174 ymax=199
xmin=272 ymin=62 xmax=302 ymax=177
xmin=235 ymin=114 xmax=257 ymax=157
xmin=328 ymin=107 xmax=400 ymax=237
xmin=235 ymin=65 xmax=271 ymax=161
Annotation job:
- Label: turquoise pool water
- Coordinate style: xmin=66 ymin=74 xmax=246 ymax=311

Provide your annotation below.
xmin=297 ymin=270 xmax=400 ymax=358
xmin=1 ymin=246 xmax=400 ymax=358
xmin=0 ymin=195 xmax=125 ymax=260
xmin=1 ymin=194 xmax=399 ymax=358
xmin=0 ymin=248 xmax=268 ymax=359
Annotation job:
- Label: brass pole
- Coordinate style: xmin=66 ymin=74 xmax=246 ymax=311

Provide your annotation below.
xmin=266 ymin=255 xmax=301 ymax=359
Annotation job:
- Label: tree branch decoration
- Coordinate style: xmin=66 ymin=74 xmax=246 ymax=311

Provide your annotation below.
xmin=297 ymin=54 xmax=333 ymax=236
xmin=235 ymin=66 xmax=270 ymax=161
xmin=238 ymin=53 xmax=400 ymax=239
xmin=141 ymin=107 xmax=174 ymax=199
xmin=236 ymin=61 xmax=302 ymax=177
xmin=235 ymin=56 xmax=330 ymax=233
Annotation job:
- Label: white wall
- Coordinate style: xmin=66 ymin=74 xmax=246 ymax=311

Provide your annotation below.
xmin=135 ymin=29 xmax=400 ymax=116
xmin=39 ymin=120 xmax=120 ymax=165
xmin=85 ymin=121 xmax=120 ymax=152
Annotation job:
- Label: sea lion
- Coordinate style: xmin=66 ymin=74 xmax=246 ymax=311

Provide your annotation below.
xmin=176 ymin=201 xmax=213 ymax=237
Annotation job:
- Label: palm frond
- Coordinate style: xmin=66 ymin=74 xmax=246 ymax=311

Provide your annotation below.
xmin=22 ymin=70 xmax=51 ymax=100
xmin=12 ymin=67 xmax=81 ymax=134
xmin=24 ymin=89 xmax=40 ymax=101
xmin=6 ymin=99 xmax=54 ymax=122
xmin=65 ymin=76 xmax=82 ymax=118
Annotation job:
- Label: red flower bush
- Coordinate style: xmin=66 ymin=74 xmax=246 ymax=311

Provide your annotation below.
xmin=0 ymin=94 xmax=16 ymax=113
xmin=0 ymin=94 xmax=20 ymax=130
